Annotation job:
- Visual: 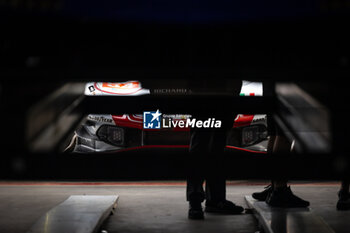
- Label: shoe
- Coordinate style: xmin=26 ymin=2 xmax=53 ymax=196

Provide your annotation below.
xmin=205 ymin=200 xmax=244 ymax=214
xmin=337 ymin=190 xmax=350 ymax=211
xmin=188 ymin=202 xmax=204 ymax=219
xmin=252 ymin=184 xmax=273 ymax=201
xmin=266 ymin=186 xmax=310 ymax=208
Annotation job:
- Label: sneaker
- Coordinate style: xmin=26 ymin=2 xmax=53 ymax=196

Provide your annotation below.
xmin=188 ymin=202 xmax=204 ymax=219
xmin=205 ymin=200 xmax=244 ymax=214
xmin=252 ymin=184 xmax=273 ymax=201
xmin=337 ymin=191 xmax=350 ymax=211
xmin=266 ymin=186 xmax=310 ymax=208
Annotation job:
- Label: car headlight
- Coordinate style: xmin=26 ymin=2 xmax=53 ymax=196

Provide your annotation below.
xmin=97 ymin=125 xmax=125 ymax=146
xmin=241 ymin=125 xmax=268 ymax=147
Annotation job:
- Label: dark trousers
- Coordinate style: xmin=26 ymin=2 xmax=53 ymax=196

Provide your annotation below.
xmin=186 ymin=114 xmax=235 ymax=203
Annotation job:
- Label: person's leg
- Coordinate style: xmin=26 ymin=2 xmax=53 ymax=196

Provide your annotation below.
xmin=266 ymin=135 xmax=309 ymax=207
xmin=252 ymin=114 xmax=276 ymax=201
xmin=252 ymin=181 xmax=274 ymax=201
xmin=187 ymin=177 xmax=205 ymax=219
xmin=266 ymin=182 xmax=310 ymax=208
xmin=204 ymin=115 xmax=244 ymax=214
xmin=337 ymin=180 xmax=350 ymax=210
xmin=252 ymin=133 xmax=309 ymax=207
xmin=187 ymin=127 xmax=211 ymax=219
xmin=187 ymin=80 xmax=243 ymax=218
xmin=187 ymin=124 xmax=214 ymax=202
xmin=340 ymin=180 xmax=349 ymax=192
xmin=199 ymin=79 xmax=242 ymax=202
xmin=186 ymin=177 xmax=205 ymax=204
xmin=205 ymin=128 xmax=227 ymax=202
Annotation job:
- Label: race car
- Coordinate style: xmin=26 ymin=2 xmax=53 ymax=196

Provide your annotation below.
xmin=66 ymin=80 xmax=269 ymax=154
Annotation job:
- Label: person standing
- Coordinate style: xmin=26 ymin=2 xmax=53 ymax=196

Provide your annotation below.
xmin=186 ymin=80 xmax=244 ymax=220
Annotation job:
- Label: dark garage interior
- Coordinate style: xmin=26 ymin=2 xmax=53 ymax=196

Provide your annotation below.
xmin=1 ymin=1 xmax=350 ymax=232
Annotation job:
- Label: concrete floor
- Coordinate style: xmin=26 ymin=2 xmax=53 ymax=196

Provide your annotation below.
xmin=0 ymin=181 xmax=349 ymax=233
xmin=101 ymin=185 xmax=258 ymax=233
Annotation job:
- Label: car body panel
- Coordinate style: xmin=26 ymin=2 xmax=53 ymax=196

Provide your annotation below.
xmin=71 ymin=80 xmax=269 ymax=154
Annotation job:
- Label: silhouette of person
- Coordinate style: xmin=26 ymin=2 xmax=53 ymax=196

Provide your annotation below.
xmin=186 ymin=79 xmax=244 ymax=219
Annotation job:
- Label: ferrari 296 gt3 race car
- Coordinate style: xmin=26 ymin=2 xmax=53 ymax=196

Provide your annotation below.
xmin=67 ymin=81 xmax=269 ymax=154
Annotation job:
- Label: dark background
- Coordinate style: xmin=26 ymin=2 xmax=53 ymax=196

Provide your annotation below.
xmin=0 ymin=0 xmax=349 ymax=180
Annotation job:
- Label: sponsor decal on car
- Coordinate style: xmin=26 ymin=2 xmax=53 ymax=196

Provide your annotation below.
xmin=153 ymin=89 xmax=191 ymax=95
xmin=84 ymin=81 xmax=150 ymax=96
xmin=87 ymin=115 xmax=113 ymax=123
